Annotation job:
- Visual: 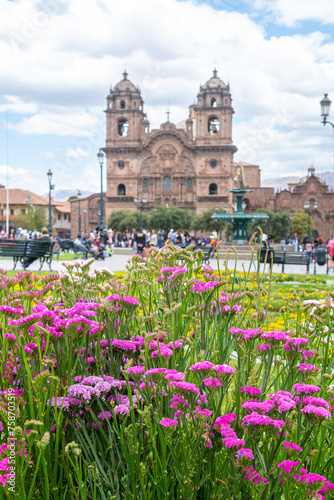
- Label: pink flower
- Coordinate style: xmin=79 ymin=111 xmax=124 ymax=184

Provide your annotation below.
xmin=257 ymin=344 xmax=271 ymax=352
xmin=301 ymin=404 xmax=331 ymax=420
xmin=235 ymin=448 xmax=254 ymax=460
xmin=293 ymin=384 xmax=320 ymax=396
xmin=240 ymin=386 xmax=261 ymax=399
xmin=159 ymin=418 xmax=178 ymax=428
xmin=203 ymin=378 xmax=222 ymax=388
xmin=190 ymin=361 xmax=215 ymax=372
xmin=242 ymin=400 xmax=275 ymax=414
xmin=298 ymin=364 xmax=319 ymax=373
xmin=223 ymin=438 xmax=245 ymax=449
xmin=283 ymin=442 xmax=303 ymax=453
xmin=168 ymin=381 xmax=200 ymax=396
xmin=302 ymin=397 xmax=329 ymax=409
xmin=277 ymin=460 xmax=300 ymax=474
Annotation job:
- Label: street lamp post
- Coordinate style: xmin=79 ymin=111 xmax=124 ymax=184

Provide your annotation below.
xmin=83 ymin=208 xmax=87 ymax=235
xmin=47 ymin=169 xmax=54 ymax=237
xmin=77 ymin=190 xmax=82 ymax=236
xmin=320 ymin=94 xmax=334 ymax=171
xmin=304 ymin=201 xmax=317 ymax=240
xmin=134 ymin=197 xmax=147 ymax=228
xmin=1 ymin=204 xmax=3 ymax=232
xmin=97 ymin=150 xmax=105 ymax=244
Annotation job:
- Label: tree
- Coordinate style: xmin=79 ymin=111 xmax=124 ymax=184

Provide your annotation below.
xmin=147 ymin=207 xmax=193 ymax=231
xmin=68 ymin=195 xmax=78 ymax=201
xmin=108 ymin=210 xmax=149 ymax=233
xmin=14 ymin=206 xmax=48 ymax=232
xmin=191 ymin=207 xmax=227 ymax=234
xmin=247 ymin=209 xmax=291 ymax=242
xmin=291 ymin=211 xmax=315 ymax=239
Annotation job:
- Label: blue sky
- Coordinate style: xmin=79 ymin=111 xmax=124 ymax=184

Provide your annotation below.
xmin=0 ymin=0 xmax=333 ymax=194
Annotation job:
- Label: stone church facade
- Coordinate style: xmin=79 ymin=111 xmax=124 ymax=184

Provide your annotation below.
xmin=102 ymin=70 xmax=262 ymax=218
xmin=70 ymin=71 xmax=334 ymax=240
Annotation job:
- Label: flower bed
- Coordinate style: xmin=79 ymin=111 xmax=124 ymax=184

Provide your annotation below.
xmin=0 ymin=246 xmax=334 ymax=499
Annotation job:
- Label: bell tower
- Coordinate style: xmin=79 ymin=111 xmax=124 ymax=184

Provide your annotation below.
xmin=105 ymin=71 xmax=149 ymax=148
xmin=104 ymin=72 xmax=150 ymax=210
xmin=191 ymin=69 xmax=234 ymax=146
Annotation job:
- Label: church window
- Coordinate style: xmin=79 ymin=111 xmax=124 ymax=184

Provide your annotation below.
xmin=210 ymin=159 xmax=217 ymax=168
xmin=187 ymin=178 xmax=192 ymax=188
xmin=118 ymin=119 xmax=129 ymax=137
xmin=143 ymin=178 xmax=149 ymax=188
xmin=211 ymin=98 xmax=217 ymax=107
xmin=108 ymin=102 xmax=112 ymax=108
xmin=198 ymin=98 xmax=202 ymax=105
xmin=118 ymin=184 xmax=126 ymax=196
xmin=208 ymin=117 xmax=219 ymax=134
xmin=209 ymin=183 xmax=217 ymax=195
xmin=120 ymin=100 xmax=126 ymax=109
xmin=163 ymin=176 xmax=171 ymax=191
xmin=133 ymin=101 xmax=136 ymax=107
xmin=118 ymin=160 xmax=125 ymax=169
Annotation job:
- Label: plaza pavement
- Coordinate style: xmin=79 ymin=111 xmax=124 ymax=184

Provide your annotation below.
xmin=0 ymin=251 xmax=331 ymax=276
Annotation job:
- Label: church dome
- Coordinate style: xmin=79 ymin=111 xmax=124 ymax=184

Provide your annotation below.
xmin=113 ymin=71 xmax=138 ymax=92
xmin=201 ymin=69 xmax=227 ymax=89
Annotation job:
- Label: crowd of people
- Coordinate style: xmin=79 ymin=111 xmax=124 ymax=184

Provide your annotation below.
xmin=262 ymin=232 xmax=328 ymax=264
xmin=69 ymin=228 xmax=220 ymax=256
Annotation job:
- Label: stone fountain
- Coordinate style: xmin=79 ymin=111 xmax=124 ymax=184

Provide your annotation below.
xmin=211 ymin=163 xmax=269 ymax=244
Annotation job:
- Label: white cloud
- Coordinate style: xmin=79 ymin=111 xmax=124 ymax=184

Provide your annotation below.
xmin=0 ymin=0 xmax=333 ymax=187
xmin=9 ymin=109 xmax=102 ymax=136
xmin=253 ymin=0 xmax=334 ymax=27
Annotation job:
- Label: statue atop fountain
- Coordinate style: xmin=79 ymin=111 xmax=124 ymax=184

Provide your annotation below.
xmin=211 ymin=162 xmax=269 ymax=244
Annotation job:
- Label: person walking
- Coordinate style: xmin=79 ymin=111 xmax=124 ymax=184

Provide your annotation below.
xmin=151 ymin=229 xmax=157 ymax=247
xmin=135 ymin=228 xmax=146 ymax=254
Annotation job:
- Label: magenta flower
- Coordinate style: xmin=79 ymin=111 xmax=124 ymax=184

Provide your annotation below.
xmin=293 ymin=384 xmax=320 ymax=396
xmin=159 ymin=418 xmax=178 ymax=428
xmin=283 ymin=442 xmax=303 ymax=453
xmin=257 ymin=344 xmax=271 ymax=352
xmin=261 ymin=331 xmax=289 ymax=344
xmin=165 ymin=372 xmax=186 ymax=381
xmin=151 ymin=347 xmax=173 ymax=358
xmin=240 ymin=386 xmax=261 ymax=399
xmin=190 ymin=361 xmax=215 ymax=372
xmin=203 ymin=378 xmax=222 ymax=388
xmin=301 ymin=404 xmax=331 ymax=420
xmin=168 ymin=381 xmax=200 ymax=396
xmin=215 ymin=364 xmax=235 ymax=376
xmin=277 ymin=460 xmax=300 ymax=474
xmin=214 ymin=414 xmax=237 ymax=428
xmin=235 ymin=448 xmax=254 ymax=461
xmin=242 ymin=400 xmax=275 ymax=414
xmin=223 ymin=437 xmax=245 ymax=449
xmin=298 ymin=364 xmax=319 ymax=373
xmin=302 ymin=396 xmax=329 ymax=409
xmin=126 ymin=366 xmax=145 ymax=376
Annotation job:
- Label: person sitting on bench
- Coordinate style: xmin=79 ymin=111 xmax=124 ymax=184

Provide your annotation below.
xmin=22 ymin=228 xmax=51 ymax=269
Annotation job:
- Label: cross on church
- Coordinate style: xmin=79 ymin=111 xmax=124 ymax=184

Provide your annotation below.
xmin=165 ymin=102 xmax=171 ymax=122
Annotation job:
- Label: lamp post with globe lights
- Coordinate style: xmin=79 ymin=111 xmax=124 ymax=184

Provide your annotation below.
xmin=47 ymin=169 xmax=55 ymax=237
xmin=83 ymin=208 xmax=87 ymax=235
xmin=134 ymin=197 xmax=147 ymax=228
xmin=304 ymin=200 xmax=317 ymax=240
xmin=77 ymin=190 xmax=82 ymax=236
xmin=320 ymin=94 xmax=334 ymax=171
xmin=97 ymin=150 xmax=105 ymax=244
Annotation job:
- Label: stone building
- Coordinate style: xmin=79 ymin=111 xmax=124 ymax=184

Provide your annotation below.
xmin=71 ymin=70 xmax=267 ymax=235
xmin=0 ymin=185 xmax=71 ymax=237
xmin=274 ymin=167 xmax=334 ymax=240
xmin=72 ymin=71 xmax=334 ymax=240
